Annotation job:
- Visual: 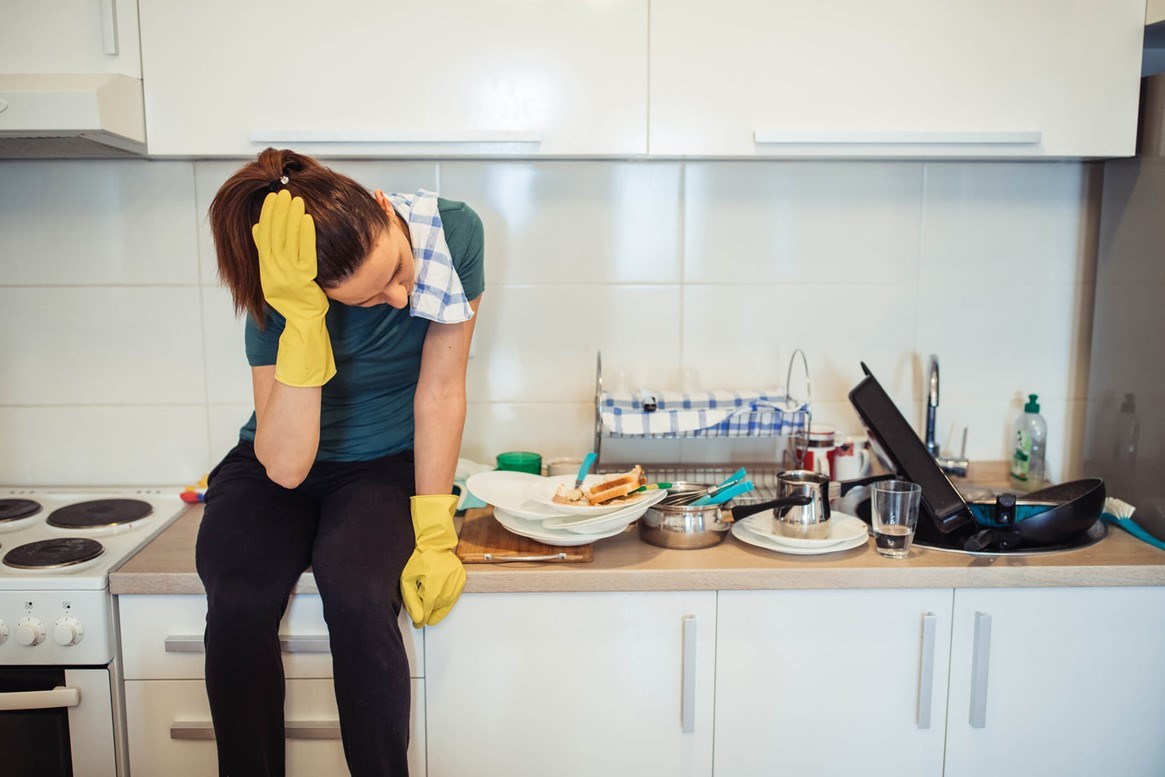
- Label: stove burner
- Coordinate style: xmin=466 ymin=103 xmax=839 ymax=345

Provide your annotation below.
xmin=47 ymin=498 xmax=153 ymax=529
xmin=3 ymin=538 xmax=105 ymax=569
xmin=0 ymin=499 xmax=42 ymax=522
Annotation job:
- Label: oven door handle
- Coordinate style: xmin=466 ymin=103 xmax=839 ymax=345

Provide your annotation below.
xmin=0 ymin=686 xmax=81 ymax=711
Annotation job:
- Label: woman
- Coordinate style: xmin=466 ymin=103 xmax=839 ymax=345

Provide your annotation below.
xmin=196 ymin=148 xmax=482 ymax=776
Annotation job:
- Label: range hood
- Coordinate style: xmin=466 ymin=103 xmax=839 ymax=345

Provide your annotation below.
xmin=0 ymin=74 xmax=146 ymax=158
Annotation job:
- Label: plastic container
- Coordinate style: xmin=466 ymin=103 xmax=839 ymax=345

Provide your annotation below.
xmin=1009 ymin=394 xmax=1047 ymax=491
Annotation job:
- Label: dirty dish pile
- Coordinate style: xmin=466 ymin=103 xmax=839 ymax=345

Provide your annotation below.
xmin=465 ymin=471 xmax=668 ymax=546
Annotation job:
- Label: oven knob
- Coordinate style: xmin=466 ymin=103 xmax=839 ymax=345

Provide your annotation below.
xmin=15 ymin=617 xmax=46 ymax=647
xmin=53 ymin=616 xmax=84 ymax=647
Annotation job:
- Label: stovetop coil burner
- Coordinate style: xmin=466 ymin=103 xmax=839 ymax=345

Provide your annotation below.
xmin=47 ymin=498 xmax=153 ymax=529
xmin=0 ymin=499 xmax=42 ymax=522
xmin=3 ymin=538 xmax=106 ymax=569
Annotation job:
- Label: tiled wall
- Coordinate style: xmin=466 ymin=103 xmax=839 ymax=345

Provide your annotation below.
xmin=0 ymin=158 xmax=1096 ymax=486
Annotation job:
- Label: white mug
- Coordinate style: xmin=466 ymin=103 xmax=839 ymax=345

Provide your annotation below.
xmin=832 ymin=437 xmax=871 ymax=481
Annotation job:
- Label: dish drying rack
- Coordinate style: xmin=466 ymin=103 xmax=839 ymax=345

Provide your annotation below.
xmin=593 ymin=349 xmax=814 ymax=496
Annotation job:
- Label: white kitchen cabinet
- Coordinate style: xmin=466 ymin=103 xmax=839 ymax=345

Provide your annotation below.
xmin=424 ymin=591 xmax=716 ymax=777
xmin=0 ymin=0 xmax=141 ymax=76
xmin=137 ymin=0 xmax=648 ymax=157
xmin=118 ymin=594 xmax=425 ymax=776
xmin=124 ymin=678 xmax=426 ymax=777
xmin=945 ymin=587 xmax=1165 ymax=777
xmin=714 ymin=589 xmax=953 ymax=777
xmin=649 ymin=0 xmax=1144 ymax=158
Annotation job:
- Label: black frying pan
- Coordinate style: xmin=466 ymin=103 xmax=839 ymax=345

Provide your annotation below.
xmin=962 ymin=478 xmax=1106 ymax=551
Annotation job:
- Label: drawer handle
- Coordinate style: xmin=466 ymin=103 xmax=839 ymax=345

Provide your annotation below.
xmin=754 ymin=130 xmax=1041 ymax=145
xmin=164 ymin=635 xmax=331 ymax=653
xmin=969 ymin=611 xmax=992 ymax=728
xmin=248 ymin=130 xmax=543 ymax=144
xmin=0 ymin=686 xmax=81 ymax=712
xmin=916 ymin=612 xmax=937 ymax=730
xmin=681 ymin=615 xmax=696 ymax=733
xmin=171 ymin=720 xmax=341 ymax=740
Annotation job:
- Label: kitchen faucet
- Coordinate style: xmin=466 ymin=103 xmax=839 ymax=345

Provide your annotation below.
xmin=925 ymin=354 xmax=970 ymax=478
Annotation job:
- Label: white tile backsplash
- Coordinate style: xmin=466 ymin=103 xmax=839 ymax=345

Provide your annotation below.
xmin=684 ymin=161 xmax=924 ymax=284
xmin=440 ymin=161 xmax=683 ymax=284
xmin=0 ymin=160 xmax=199 ymax=286
xmin=0 ymin=405 xmax=209 ymax=486
xmin=0 ymin=286 xmax=206 ymax=405
xmin=921 ymin=162 xmax=1091 ymax=285
xmin=0 ymin=157 xmax=1095 ymax=484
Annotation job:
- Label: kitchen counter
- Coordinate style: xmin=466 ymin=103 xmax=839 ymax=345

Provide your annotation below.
xmin=110 ymin=503 xmax=1165 ymax=595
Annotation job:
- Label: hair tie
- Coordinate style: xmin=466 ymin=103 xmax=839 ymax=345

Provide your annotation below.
xmin=267 ymin=174 xmax=290 ymax=193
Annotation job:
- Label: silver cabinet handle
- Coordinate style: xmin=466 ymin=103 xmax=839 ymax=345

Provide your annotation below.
xmin=99 ymin=0 xmax=119 ymax=55
xmin=754 ymin=130 xmax=1041 ymax=145
xmin=917 ymin=612 xmax=937 ymax=730
xmin=681 ymin=615 xmax=697 ymax=733
xmin=171 ymin=720 xmax=341 ymax=740
xmin=0 ymin=686 xmax=81 ymax=711
xmin=164 ymin=635 xmax=331 ymax=653
xmin=969 ymin=611 xmax=992 ymax=728
xmin=248 ymin=130 xmax=542 ymax=144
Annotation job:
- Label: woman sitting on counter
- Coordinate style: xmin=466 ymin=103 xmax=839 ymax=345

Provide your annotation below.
xmin=197 ymin=148 xmax=482 ymax=776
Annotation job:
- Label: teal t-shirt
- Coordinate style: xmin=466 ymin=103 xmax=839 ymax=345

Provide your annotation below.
xmin=239 ymin=198 xmax=484 ymax=461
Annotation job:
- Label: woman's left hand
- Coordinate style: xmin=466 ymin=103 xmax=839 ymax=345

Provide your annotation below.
xmin=400 ymin=494 xmax=466 ymax=627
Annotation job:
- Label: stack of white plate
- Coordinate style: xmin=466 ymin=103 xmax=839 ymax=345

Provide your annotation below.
xmin=465 ymin=471 xmax=669 ymax=547
xmin=730 ymin=511 xmax=870 ymax=555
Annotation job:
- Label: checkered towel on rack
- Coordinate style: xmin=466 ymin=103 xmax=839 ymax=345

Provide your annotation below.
xmin=385 ymin=189 xmax=473 ymax=324
xmin=600 ymin=390 xmax=808 ymax=438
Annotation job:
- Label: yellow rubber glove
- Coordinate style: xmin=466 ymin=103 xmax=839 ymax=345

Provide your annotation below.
xmin=252 ymin=189 xmax=336 ymax=387
xmin=400 ymin=494 xmax=466 ymax=628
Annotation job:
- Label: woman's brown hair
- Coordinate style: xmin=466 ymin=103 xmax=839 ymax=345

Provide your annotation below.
xmin=209 ymin=148 xmax=390 ymax=325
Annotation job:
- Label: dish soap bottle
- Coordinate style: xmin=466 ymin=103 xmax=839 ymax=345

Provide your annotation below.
xmin=1009 ymin=394 xmax=1047 ymax=491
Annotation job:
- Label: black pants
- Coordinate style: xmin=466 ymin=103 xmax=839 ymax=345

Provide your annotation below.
xmin=195 ymin=441 xmax=417 ymax=777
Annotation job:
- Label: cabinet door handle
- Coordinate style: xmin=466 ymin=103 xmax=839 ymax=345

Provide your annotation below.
xmin=0 ymin=686 xmax=81 ymax=711
xmin=248 ymin=130 xmax=543 ymax=144
xmin=916 ymin=612 xmax=937 ymax=729
xmin=164 ymin=634 xmax=331 ymax=653
xmin=681 ymin=615 xmax=697 ymax=733
xmin=754 ymin=130 xmax=1041 ymax=145
xmin=99 ymin=0 xmax=119 ymax=55
xmin=170 ymin=720 xmax=341 ymax=740
xmin=969 ymin=611 xmax=992 ymax=729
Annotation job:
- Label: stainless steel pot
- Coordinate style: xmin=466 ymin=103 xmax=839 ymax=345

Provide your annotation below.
xmin=638 ymin=482 xmax=810 ymax=550
xmin=774 ymin=470 xmax=831 ymax=540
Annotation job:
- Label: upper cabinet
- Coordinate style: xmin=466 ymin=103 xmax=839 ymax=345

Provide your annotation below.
xmin=649 ymin=0 xmax=1146 ymax=158
xmin=137 ymin=0 xmax=648 ymax=157
xmin=0 ymin=0 xmax=141 ymax=77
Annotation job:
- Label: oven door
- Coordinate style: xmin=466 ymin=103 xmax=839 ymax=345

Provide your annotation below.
xmin=0 ymin=667 xmax=117 ymax=776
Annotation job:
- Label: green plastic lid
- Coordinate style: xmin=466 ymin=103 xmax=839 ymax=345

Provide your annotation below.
xmin=1024 ymin=394 xmax=1040 ymax=413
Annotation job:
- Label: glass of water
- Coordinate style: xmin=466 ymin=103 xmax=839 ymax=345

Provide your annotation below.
xmin=871 ymin=480 xmax=922 ymax=558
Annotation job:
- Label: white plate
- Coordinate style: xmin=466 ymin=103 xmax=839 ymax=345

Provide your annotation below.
xmin=730 ymin=520 xmax=869 ymax=556
xmin=465 ymin=471 xmax=564 ymax=520
xmin=738 ymin=511 xmax=869 ymax=549
xmin=541 ymin=488 xmax=670 ymax=534
xmin=492 ymin=508 xmax=628 ymax=546
xmin=524 ymin=474 xmax=653 ymax=516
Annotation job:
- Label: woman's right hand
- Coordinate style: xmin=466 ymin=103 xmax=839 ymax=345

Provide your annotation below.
xmin=252 ymin=189 xmax=336 ymax=387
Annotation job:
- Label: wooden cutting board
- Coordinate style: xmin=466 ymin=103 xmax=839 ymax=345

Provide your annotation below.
xmin=456 ymin=508 xmax=593 ymax=563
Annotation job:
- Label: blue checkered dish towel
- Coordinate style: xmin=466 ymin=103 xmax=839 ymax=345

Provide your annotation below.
xmin=385 ymin=189 xmax=473 ymax=324
xmin=600 ymin=391 xmax=809 ymax=438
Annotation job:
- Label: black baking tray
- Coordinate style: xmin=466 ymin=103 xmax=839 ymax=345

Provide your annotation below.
xmin=848 ymin=362 xmax=974 ymax=534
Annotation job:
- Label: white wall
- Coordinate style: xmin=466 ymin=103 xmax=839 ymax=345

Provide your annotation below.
xmin=0 ymin=158 xmax=1096 ymax=486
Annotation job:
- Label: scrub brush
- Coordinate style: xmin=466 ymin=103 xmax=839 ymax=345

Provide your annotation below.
xmin=1101 ymin=497 xmax=1165 ymax=552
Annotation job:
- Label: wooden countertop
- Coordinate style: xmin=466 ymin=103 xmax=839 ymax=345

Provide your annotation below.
xmin=110 ymin=503 xmax=1165 ymax=595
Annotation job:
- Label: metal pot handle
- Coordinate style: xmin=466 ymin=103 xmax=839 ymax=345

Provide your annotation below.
xmin=724 ymin=495 xmax=811 ymax=523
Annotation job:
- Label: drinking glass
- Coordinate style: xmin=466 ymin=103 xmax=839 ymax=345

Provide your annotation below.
xmin=871 ymin=480 xmax=922 ymax=558
xmin=496 ymin=451 xmax=543 ymax=475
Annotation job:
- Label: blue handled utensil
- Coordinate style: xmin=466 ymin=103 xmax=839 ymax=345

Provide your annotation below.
xmin=1102 ymin=497 xmax=1165 ymax=552
xmin=691 ymin=480 xmax=755 ymax=507
xmin=575 ymin=452 xmax=598 ymax=489
xmin=717 ymin=467 xmax=748 ymax=489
